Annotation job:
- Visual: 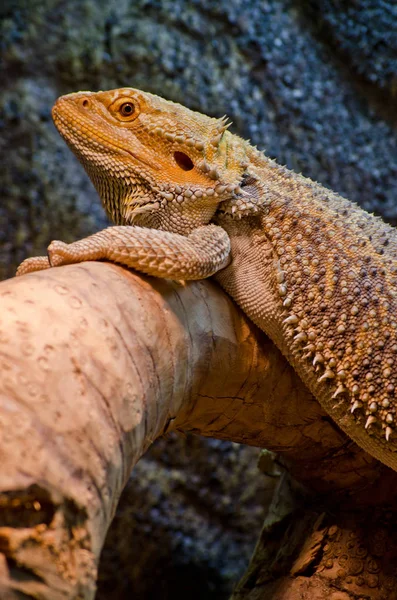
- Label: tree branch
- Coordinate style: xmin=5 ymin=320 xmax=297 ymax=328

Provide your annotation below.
xmin=0 ymin=262 xmax=395 ymax=599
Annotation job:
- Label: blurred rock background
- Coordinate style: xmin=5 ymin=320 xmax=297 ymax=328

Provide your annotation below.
xmin=1 ymin=0 xmax=396 ymax=598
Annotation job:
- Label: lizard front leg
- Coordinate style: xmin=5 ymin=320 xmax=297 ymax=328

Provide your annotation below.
xmin=16 ymin=224 xmax=231 ymax=281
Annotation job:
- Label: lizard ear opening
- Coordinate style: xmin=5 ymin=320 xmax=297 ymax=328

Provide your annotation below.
xmin=174 ymin=151 xmax=194 ymax=171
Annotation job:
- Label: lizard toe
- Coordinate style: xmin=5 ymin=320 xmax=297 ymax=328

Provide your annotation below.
xmin=47 ymin=241 xmax=70 ymax=267
xmin=16 ymin=256 xmax=51 ymax=276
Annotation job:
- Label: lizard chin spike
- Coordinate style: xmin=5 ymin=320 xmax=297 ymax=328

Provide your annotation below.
xmin=125 ymin=203 xmax=160 ymax=222
xmin=313 ymin=353 xmax=324 ymax=367
xmin=365 ymin=416 xmax=377 ymax=430
xmin=386 ymin=426 xmax=393 ymax=442
xmin=293 ymin=332 xmax=307 ymax=344
xmin=283 ymin=314 xmax=299 ymax=326
xmin=318 ymin=369 xmax=335 ymax=382
xmin=350 ymin=400 xmax=362 ymax=413
xmin=332 ymin=384 xmax=346 ymax=399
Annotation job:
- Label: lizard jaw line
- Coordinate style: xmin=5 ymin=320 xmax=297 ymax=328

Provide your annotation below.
xmin=53 ymin=109 xmax=159 ymax=172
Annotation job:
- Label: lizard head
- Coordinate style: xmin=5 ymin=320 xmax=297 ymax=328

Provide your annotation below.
xmin=52 ymin=88 xmax=251 ymax=234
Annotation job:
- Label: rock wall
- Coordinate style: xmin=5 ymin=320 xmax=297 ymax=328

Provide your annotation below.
xmin=1 ymin=1 xmax=396 ymax=597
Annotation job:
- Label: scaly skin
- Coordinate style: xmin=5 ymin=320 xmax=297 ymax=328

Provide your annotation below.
xmin=17 ymin=88 xmax=397 ymax=471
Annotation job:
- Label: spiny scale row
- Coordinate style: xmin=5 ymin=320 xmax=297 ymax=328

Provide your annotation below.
xmin=158 ymin=182 xmax=240 ymax=203
xmin=156 ymin=179 xmax=263 ymax=222
xmin=150 ymin=115 xmax=231 ymax=151
xmin=281 ymin=305 xmax=397 ymax=443
xmin=264 ymin=199 xmax=397 ymax=445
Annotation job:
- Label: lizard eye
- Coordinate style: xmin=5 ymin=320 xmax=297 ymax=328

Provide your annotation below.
xmin=174 ymin=151 xmax=194 ymax=171
xmin=110 ymin=97 xmax=140 ymax=121
xmin=119 ymin=102 xmax=135 ymax=117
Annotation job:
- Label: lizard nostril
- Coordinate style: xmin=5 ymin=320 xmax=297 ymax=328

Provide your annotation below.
xmin=81 ymin=99 xmax=90 ymax=108
xmin=174 ymin=151 xmax=194 ymax=171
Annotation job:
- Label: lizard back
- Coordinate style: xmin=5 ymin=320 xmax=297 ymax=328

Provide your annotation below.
xmin=215 ymin=150 xmax=397 ymax=470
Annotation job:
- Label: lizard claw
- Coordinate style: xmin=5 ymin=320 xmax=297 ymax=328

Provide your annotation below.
xmin=16 ymin=240 xmax=72 ymax=276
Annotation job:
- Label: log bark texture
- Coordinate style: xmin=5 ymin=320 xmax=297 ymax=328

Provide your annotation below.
xmin=0 ymin=261 xmax=301 ymax=599
xmin=0 ymin=262 xmax=397 ymax=599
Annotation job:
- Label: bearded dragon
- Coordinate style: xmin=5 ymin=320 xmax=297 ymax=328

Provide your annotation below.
xmin=17 ymin=88 xmax=397 ymax=472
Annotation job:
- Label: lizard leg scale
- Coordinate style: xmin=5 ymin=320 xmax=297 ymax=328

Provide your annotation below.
xmin=16 ymin=224 xmax=231 ymax=280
